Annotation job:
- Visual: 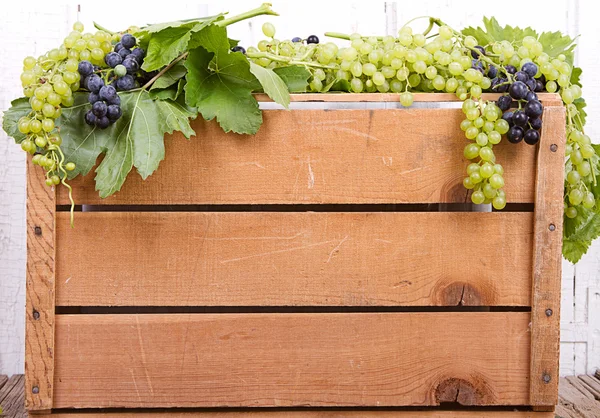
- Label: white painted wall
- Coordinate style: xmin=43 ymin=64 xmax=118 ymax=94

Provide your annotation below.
xmin=0 ymin=0 xmax=598 ymax=376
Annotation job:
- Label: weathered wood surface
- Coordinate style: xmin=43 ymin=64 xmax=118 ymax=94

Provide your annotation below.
xmin=556 ymin=375 xmax=600 ymax=417
xmin=34 ymin=411 xmax=555 ymax=417
xmin=52 ymin=313 xmax=530 ymax=408
xmin=529 ymin=105 xmax=566 ymax=407
xmin=56 ymin=212 xmax=533 ymax=307
xmin=0 ymin=375 xmax=26 ymax=418
xmin=25 ymin=159 xmax=55 ymax=411
xmin=56 ymin=109 xmax=537 ymax=205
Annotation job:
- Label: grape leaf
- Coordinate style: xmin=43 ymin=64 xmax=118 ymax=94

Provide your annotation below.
xmin=571 ymin=66 xmax=583 ymax=87
xmin=2 ymin=97 xmax=30 ymax=143
xmin=249 ymin=62 xmax=290 ymax=108
xmin=573 ymin=98 xmax=587 ymax=128
xmin=94 ymin=90 xmax=196 ymax=197
xmin=538 ymin=31 xmax=576 ymax=63
xmin=330 ymin=79 xmax=352 ymax=92
xmin=150 ymin=79 xmax=185 ymax=101
xmin=135 ymin=14 xmax=224 ymax=38
xmin=273 ymin=66 xmax=311 ymax=92
xmin=150 ymin=61 xmax=187 ymax=90
xmin=563 ymin=238 xmax=590 ymax=264
xmin=184 ymin=25 xmax=261 ymax=134
xmin=141 ymin=16 xmax=222 ymax=72
xmin=462 ymin=17 xmax=537 ymax=46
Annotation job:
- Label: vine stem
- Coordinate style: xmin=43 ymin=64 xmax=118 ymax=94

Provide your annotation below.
xmin=246 ymin=51 xmax=336 ymax=69
xmin=93 ymin=22 xmax=115 ymax=34
xmin=217 ymin=3 xmax=278 ymax=27
xmin=141 ymin=52 xmax=189 ymax=90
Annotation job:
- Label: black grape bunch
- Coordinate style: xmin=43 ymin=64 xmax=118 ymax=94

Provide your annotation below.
xmin=77 ymin=33 xmax=145 ymax=129
xmin=493 ymin=62 xmax=544 ymax=146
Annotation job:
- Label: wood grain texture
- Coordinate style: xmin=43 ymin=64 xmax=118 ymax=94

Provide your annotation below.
xmin=529 ymin=106 xmax=566 ymax=407
xmin=56 ymin=109 xmax=537 ymax=205
xmin=25 ymin=159 xmax=55 ymax=411
xmin=254 ymin=92 xmax=563 ymax=106
xmin=37 ymin=411 xmax=555 ymax=417
xmin=53 ymin=313 xmax=531 ymax=408
xmin=0 ymin=375 xmax=26 ymax=418
xmin=55 ymin=211 xmax=533 ymax=307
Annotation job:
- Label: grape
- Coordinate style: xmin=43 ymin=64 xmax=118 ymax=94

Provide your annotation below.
xmin=523 ymin=129 xmax=540 ymax=145
xmin=84 ymin=110 xmax=96 ymax=126
xmin=400 ymin=92 xmax=413 ymax=107
xmin=99 ymin=85 xmax=117 ymax=102
xmin=262 ymin=22 xmax=276 ymax=38
xmin=583 ymin=192 xmax=595 ymax=209
xmin=512 ymin=110 xmax=528 ymax=127
xmin=231 ymin=46 xmax=246 ymax=54
xmin=524 ymin=100 xmax=543 ymax=118
xmin=86 ymin=74 xmax=104 ymax=93
xmin=471 ymin=190 xmax=485 ymax=204
xmin=489 ymin=173 xmax=504 ymax=189
xmin=122 ymin=57 xmax=139 ymax=74
xmin=118 ymin=48 xmax=132 ymax=59
xmin=507 ymin=126 xmax=524 ymax=143
xmin=569 ymin=189 xmax=584 ymax=206
xmin=105 ymin=52 xmax=122 ymax=68
xmin=291 ymin=37 xmax=302 ymax=43
xmin=509 ymin=81 xmax=528 ymax=99
xmin=497 ymin=95 xmax=512 ymax=111
xmin=92 ymin=101 xmax=107 ymax=117
xmin=530 ymin=118 xmax=542 ymax=130
xmin=493 ymin=196 xmax=507 ymax=210
xmin=307 ymin=35 xmax=319 ymax=44
xmin=106 ymin=104 xmax=122 ymax=121
xmin=131 ymin=48 xmax=145 ymax=62
xmin=121 ymin=34 xmax=136 ymax=49
xmin=115 ymin=75 xmax=135 ymax=91
xmin=464 ymin=143 xmax=480 ymax=159
xmin=515 ymin=71 xmax=529 ymax=82
xmin=114 ymin=64 xmax=127 ymax=77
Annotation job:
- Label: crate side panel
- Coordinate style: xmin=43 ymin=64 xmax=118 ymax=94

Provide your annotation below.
xmin=41 ymin=411 xmax=556 ymax=417
xmin=53 ymin=312 xmax=530 ymax=408
xmin=56 ymin=109 xmax=537 ymax=205
xmin=56 ymin=212 xmax=533 ymax=307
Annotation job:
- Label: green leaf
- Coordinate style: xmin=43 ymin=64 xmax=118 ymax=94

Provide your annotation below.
xmin=538 ymin=31 xmax=576 ymax=63
xmin=141 ymin=16 xmax=222 ymax=72
xmin=95 ymin=90 xmax=196 ymax=197
xmin=149 ymin=78 xmax=186 ymax=101
xmin=273 ymin=66 xmax=311 ymax=92
xmin=573 ymin=98 xmax=587 ymax=128
xmin=563 ymin=238 xmax=590 ymax=264
xmin=150 ymin=60 xmax=187 ymax=90
xmin=330 ymin=79 xmax=352 ymax=92
xmin=184 ymin=25 xmax=261 ymax=134
xmin=135 ymin=14 xmax=224 ymax=38
xmin=571 ymin=66 xmax=583 ymax=87
xmin=2 ymin=97 xmax=30 ymax=143
xmin=249 ymin=62 xmax=290 ymax=108
xmin=462 ymin=17 xmax=538 ymax=46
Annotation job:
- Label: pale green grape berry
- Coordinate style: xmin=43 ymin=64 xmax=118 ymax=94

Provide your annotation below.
xmin=373 ymin=72 xmax=386 ymax=86
xmin=483 ymin=183 xmax=497 ymax=199
xmin=480 ymin=162 xmax=494 ymax=178
xmin=483 ymin=121 xmax=495 ymax=133
xmin=470 ymin=171 xmax=482 ymax=184
xmin=464 ymin=143 xmax=480 ymax=160
xmin=583 ymin=192 xmax=595 ymax=209
xmin=467 ymin=163 xmax=480 ymax=175
xmin=29 ymin=119 xmax=42 ymax=133
xmin=465 ymin=126 xmax=479 ymax=140
xmin=460 ymin=119 xmax=472 ymax=131
xmin=34 ymin=135 xmax=47 ymax=148
xmin=488 ymin=131 xmax=502 ymax=145
xmin=479 ymin=146 xmax=494 ymax=162
xmin=581 ymin=144 xmax=595 ymax=159
xmin=494 ymin=119 xmax=509 ymax=135
xmin=439 ymin=25 xmax=453 ymax=40
xmin=471 ymin=190 xmax=485 ymax=204
xmin=42 ymin=119 xmax=54 ymax=132
xmin=350 ymin=78 xmax=363 ymax=93
xmin=65 ymin=162 xmax=76 ymax=171
xmin=18 ymin=118 xmax=30 ymax=134
xmin=73 ymin=21 xmax=84 ymax=32
xmin=262 ymin=22 xmax=276 ymax=38
xmin=567 ymin=170 xmax=581 ymax=185
xmin=569 ymin=189 xmax=584 ymax=206
xmin=493 ymin=195 xmax=507 ymax=210
xmin=476 ymin=132 xmax=488 ymax=146
xmin=565 ymin=206 xmax=577 ymax=218
xmin=493 ymin=164 xmax=504 ymax=175
xmin=463 ymin=177 xmax=475 ymax=189
xmin=571 ymin=149 xmax=583 ymax=165
xmin=546 ymin=81 xmax=558 ymax=93
xmin=42 ymin=103 xmax=55 ymax=118
xmin=400 ymin=92 xmax=413 ymax=107
xmin=562 ymin=88 xmax=574 ymax=104
xmin=489 ymin=173 xmax=504 ymax=189
xmin=473 ymin=117 xmax=484 ymax=128
xmin=577 ymin=161 xmax=591 ymax=177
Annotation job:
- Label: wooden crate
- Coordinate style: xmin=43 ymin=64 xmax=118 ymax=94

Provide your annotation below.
xmin=25 ymin=93 xmax=565 ymax=417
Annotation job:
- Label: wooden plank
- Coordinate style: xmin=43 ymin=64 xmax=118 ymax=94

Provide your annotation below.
xmin=53 ymin=312 xmax=530 ymax=408
xmin=36 ymin=411 xmax=556 ymax=417
xmin=558 ymin=378 xmax=600 ymax=417
xmin=255 ymin=92 xmax=563 ymax=106
xmin=529 ymin=106 xmax=566 ymax=407
xmin=55 ymin=212 xmax=533 ymax=307
xmin=0 ymin=375 xmax=25 ymax=418
xmin=566 ymin=376 xmax=596 ymax=399
xmin=578 ymin=375 xmax=600 ymax=399
xmin=25 ymin=159 xmax=55 ymax=411
xmin=56 ymin=109 xmax=538 ymax=205
xmin=0 ymin=375 xmax=7 ymax=392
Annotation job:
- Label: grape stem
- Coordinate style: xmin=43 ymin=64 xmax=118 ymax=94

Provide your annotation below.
xmin=246 ymin=51 xmax=337 ymax=69
xmin=141 ymin=52 xmax=189 ymax=90
xmin=93 ymin=22 xmax=116 ymax=35
xmin=324 ymin=32 xmax=351 ymax=41
xmin=217 ymin=3 xmax=278 ymax=27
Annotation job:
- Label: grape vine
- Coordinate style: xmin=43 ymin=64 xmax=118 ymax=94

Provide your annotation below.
xmin=1 ymin=6 xmax=597 ymax=262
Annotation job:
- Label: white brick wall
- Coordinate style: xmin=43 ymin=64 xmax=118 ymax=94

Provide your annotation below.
xmin=1 ymin=0 xmax=598 ymax=376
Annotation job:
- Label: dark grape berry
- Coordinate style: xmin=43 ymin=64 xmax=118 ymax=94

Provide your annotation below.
xmin=231 ymin=46 xmax=246 ymax=54
xmin=78 ymin=60 xmax=94 ymax=76
xmin=105 ymin=52 xmax=122 ymax=68
xmin=509 ymin=81 xmax=528 ymax=100
xmin=118 ymin=48 xmax=131 ymax=59
xmin=515 ymin=71 xmax=529 ymax=82
xmin=84 ymin=110 xmax=96 ymax=126
xmin=107 ymin=94 xmax=121 ymax=106
xmin=471 ymin=60 xmax=484 ymax=73
xmin=535 ymin=80 xmax=544 ymax=92
xmin=526 ymin=91 xmax=538 ymax=101
xmin=505 ymin=65 xmax=517 ymax=74
xmin=512 ymin=110 xmax=529 ymax=127
xmin=131 ymin=48 xmax=145 ymax=62
xmin=106 ymin=104 xmax=122 ymax=121
xmin=522 ymin=62 xmax=538 ymax=78
xmin=507 ymin=126 xmax=524 ymax=143
xmin=502 ymin=110 xmax=514 ymax=125
xmin=92 ymin=101 xmax=107 ymax=117
xmin=122 ymin=57 xmax=139 ymax=74
xmin=121 ymin=34 xmax=136 ymax=49
xmin=487 ymin=66 xmax=498 ymax=79
xmin=497 ymin=95 xmax=512 ymax=111
xmin=86 ymin=74 xmax=104 ymax=93
xmin=524 ymin=100 xmax=543 ymax=118
xmin=306 ymin=35 xmax=319 ymax=44
xmin=115 ymin=75 xmax=135 ymax=91
xmin=114 ymin=42 xmax=123 ymax=52
xmin=526 ymin=79 xmax=537 ymax=92
xmin=471 ymin=45 xmax=486 ymax=58
xmin=291 ymin=37 xmax=302 ymax=43
xmin=99 ymin=85 xmax=117 ymax=102
xmin=530 ymin=118 xmax=543 ymax=130
xmin=88 ymin=92 xmax=100 ymax=104
xmin=524 ymin=129 xmax=541 ymax=145
xmin=497 ymin=78 xmax=508 ymax=93
xmin=96 ymin=116 xmax=110 ymax=129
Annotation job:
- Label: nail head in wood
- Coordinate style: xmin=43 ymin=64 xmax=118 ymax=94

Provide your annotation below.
xmin=545 ymin=308 xmax=553 ymax=317
xmin=542 ymin=373 xmax=551 ymax=384
xmin=550 ymin=144 xmax=558 ymax=152
xmin=548 ymin=224 xmax=556 ymax=232
xmin=34 ymin=226 xmax=42 ymax=236
xmin=32 ymin=386 xmax=39 ymax=394
xmin=33 ymin=310 xmax=40 ymax=320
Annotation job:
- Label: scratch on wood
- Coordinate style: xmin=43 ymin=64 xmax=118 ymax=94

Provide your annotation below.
xmin=135 ymin=316 xmax=154 ymax=395
xmin=327 ymin=235 xmax=349 ymax=263
xmin=220 ymin=239 xmax=339 ymax=264
xmin=381 ymin=156 xmax=393 ymax=166
xmin=307 ymin=157 xmax=315 ymax=189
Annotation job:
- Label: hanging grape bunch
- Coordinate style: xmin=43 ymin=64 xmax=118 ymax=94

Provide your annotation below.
xmin=79 ymin=33 xmax=146 ymax=129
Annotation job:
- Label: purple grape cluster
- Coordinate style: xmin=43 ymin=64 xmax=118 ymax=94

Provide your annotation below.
xmin=495 ymin=62 xmax=544 ymax=145
xmin=77 ymin=33 xmax=145 ymax=129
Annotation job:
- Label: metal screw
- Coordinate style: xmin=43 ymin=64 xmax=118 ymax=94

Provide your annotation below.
xmin=542 ymin=374 xmax=551 ymax=384
xmin=545 ymin=309 xmax=553 ymax=317
xmin=33 ymin=310 xmax=40 ymax=320
xmin=32 ymin=386 xmax=39 ymax=394
xmin=34 ymin=226 xmax=42 ymax=236
xmin=550 ymin=144 xmax=558 ymax=152
xmin=548 ymin=224 xmax=556 ymax=232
